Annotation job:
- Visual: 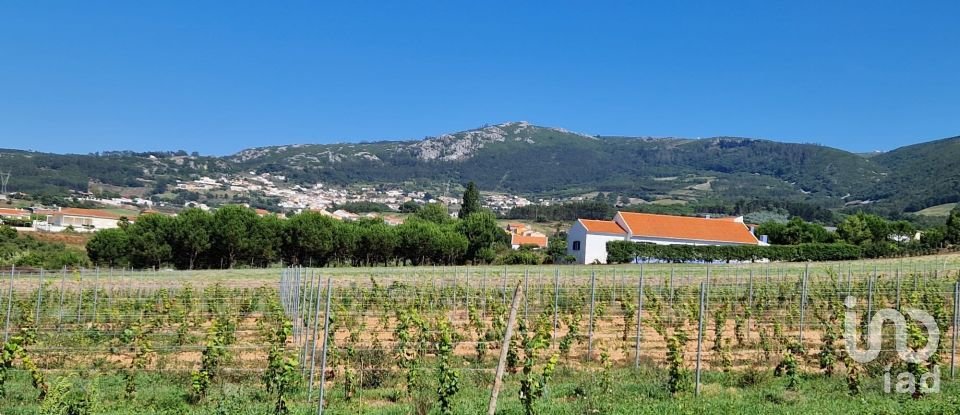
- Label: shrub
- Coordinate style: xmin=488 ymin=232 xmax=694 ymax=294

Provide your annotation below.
xmin=607 ymin=241 xmax=863 ymax=263
xmin=498 ymin=250 xmax=543 ymax=265
xmin=39 ymin=375 xmax=98 ymax=415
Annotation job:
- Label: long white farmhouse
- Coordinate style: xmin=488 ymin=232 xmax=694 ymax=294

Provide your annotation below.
xmin=0 ymin=208 xmax=32 ymax=221
xmin=45 ymin=207 xmax=127 ymax=232
xmin=567 ymin=211 xmax=765 ymax=264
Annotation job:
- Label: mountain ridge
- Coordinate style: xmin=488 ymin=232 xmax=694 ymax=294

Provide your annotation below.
xmin=1 ymin=122 xmax=958 ymax=215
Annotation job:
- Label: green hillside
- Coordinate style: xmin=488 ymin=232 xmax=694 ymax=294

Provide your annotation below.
xmin=863 ymin=136 xmax=960 ymax=212
xmin=224 ymin=122 xmax=889 ymax=203
xmin=1 ymin=122 xmax=958 ymax=216
xmin=914 ymin=203 xmax=958 ymax=217
xmin=0 ymin=149 xmax=231 ymax=196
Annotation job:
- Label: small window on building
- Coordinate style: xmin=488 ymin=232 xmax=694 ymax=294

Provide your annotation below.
xmin=572 ymin=241 xmax=581 ymax=251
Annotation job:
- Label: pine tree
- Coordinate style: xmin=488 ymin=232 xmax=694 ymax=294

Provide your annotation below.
xmin=459 ymin=181 xmax=481 ymax=219
xmin=946 ymin=205 xmax=960 ymax=245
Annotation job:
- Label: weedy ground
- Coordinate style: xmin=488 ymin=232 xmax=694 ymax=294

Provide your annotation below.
xmin=2 ymin=366 xmax=960 ymax=414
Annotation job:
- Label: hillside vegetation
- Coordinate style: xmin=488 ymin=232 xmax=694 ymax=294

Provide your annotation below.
xmin=864 ymin=135 xmax=960 ymax=212
xmin=915 ymin=202 xmax=958 ymax=217
xmin=2 ymin=122 xmax=958 ymax=214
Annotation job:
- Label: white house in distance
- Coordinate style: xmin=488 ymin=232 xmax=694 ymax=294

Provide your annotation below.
xmin=332 ymin=209 xmax=360 ymax=221
xmin=44 ymin=207 xmax=128 ymax=232
xmin=567 ymin=211 xmax=765 ymax=264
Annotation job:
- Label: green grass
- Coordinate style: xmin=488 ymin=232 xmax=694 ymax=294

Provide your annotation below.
xmin=102 ymin=207 xmax=141 ymax=218
xmin=651 ymin=198 xmax=689 ymax=205
xmin=3 ymin=366 xmax=960 ymax=414
xmin=2 ymin=199 xmax=32 ymax=209
xmin=914 ymin=203 xmax=957 ymax=217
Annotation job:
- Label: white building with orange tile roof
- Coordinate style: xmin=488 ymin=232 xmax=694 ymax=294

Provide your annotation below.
xmin=511 ymin=233 xmax=548 ymax=249
xmin=45 ymin=207 xmax=129 ymax=232
xmin=0 ymin=208 xmax=32 ymax=221
xmin=505 ymin=222 xmax=548 ymax=249
xmin=567 ymin=212 xmax=765 ymax=264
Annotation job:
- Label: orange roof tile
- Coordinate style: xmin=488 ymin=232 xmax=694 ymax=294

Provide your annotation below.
xmin=714 ymin=216 xmax=742 ymax=222
xmin=579 ymin=219 xmax=627 ymax=235
xmin=0 ymin=208 xmax=30 ymax=217
xmin=54 ymin=208 xmax=124 ymax=220
xmin=512 ymin=234 xmax=548 ymax=248
xmin=616 ymin=212 xmax=759 ymax=245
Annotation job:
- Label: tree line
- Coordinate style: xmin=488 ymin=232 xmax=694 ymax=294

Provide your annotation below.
xmin=606 ymin=241 xmax=863 ymax=263
xmin=759 ymin=210 xmax=959 ymax=258
xmin=504 ymin=200 xmax=615 ymax=222
xmin=86 ymin=183 xmax=516 ymax=269
xmin=607 ymin=241 xmax=863 ymax=263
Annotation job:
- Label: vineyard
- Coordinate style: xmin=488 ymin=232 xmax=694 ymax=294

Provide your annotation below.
xmin=2 ymin=257 xmax=960 ymax=414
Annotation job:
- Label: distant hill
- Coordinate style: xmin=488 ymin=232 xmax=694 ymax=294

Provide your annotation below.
xmin=1 ymin=122 xmax=958 ymax=215
xmin=861 ymin=136 xmax=960 ymax=212
xmin=0 ymin=148 xmax=231 ymax=196
xmin=224 ymin=122 xmax=887 ymax=202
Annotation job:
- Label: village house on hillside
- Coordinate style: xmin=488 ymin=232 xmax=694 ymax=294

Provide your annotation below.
xmin=567 ymin=212 xmax=765 ymax=264
xmin=332 ymin=209 xmax=360 ymax=221
xmin=254 ymin=208 xmax=287 ymax=218
xmin=506 ymin=223 xmax=548 ymax=249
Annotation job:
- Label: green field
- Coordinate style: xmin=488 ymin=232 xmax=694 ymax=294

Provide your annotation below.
xmin=1 ymin=255 xmax=960 ymax=414
xmin=35 ymin=251 xmax=953 ymax=287
xmin=4 ymin=366 xmax=960 ymax=414
xmin=102 ymin=207 xmax=141 ymax=218
xmin=915 ymin=203 xmax=958 ymax=217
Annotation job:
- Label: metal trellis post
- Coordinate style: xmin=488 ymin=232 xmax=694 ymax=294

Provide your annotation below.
xmin=587 ymin=271 xmax=597 ymax=359
xmin=57 ymin=266 xmax=66 ymax=331
xmin=308 ymin=275 xmax=326 ymax=400
xmin=3 ymin=265 xmax=13 ymax=343
xmin=552 ymin=268 xmax=560 ymax=345
xmin=634 ymin=263 xmax=645 ymax=368
xmin=317 ymin=277 xmax=334 ymax=415
xmin=695 ymin=281 xmax=706 ymax=396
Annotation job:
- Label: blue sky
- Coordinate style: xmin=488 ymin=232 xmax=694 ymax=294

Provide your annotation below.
xmin=1 ymin=1 xmax=958 ymax=155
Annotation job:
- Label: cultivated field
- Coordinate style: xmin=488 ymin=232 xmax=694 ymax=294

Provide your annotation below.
xmin=2 ymin=255 xmax=960 ymax=414
xmin=915 ymin=202 xmax=958 ymax=217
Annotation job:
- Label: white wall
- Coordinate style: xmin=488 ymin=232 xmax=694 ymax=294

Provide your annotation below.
xmin=567 ymin=221 xmax=628 ymax=264
xmin=583 ymin=233 xmax=626 ymax=264
xmin=48 ymin=215 xmax=119 ymax=231
xmin=567 ymin=221 xmax=588 ymax=264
